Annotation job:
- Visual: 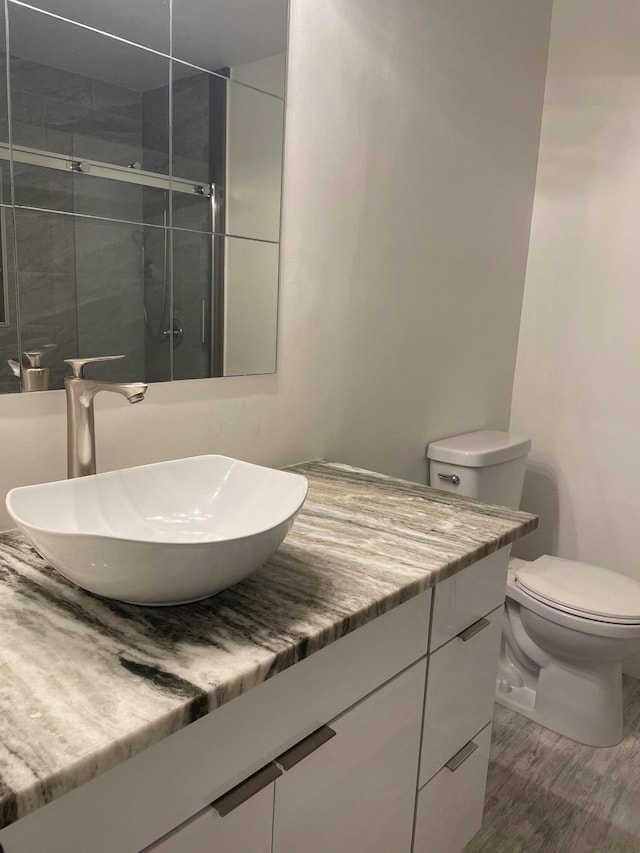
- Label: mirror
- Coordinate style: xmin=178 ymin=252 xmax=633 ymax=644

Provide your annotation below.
xmin=0 ymin=0 xmax=287 ymax=393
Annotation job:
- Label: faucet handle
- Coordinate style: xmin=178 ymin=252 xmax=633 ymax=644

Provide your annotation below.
xmin=64 ymin=355 xmax=125 ymax=378
xmin=24 ymin=344 xmax=56 ymax=368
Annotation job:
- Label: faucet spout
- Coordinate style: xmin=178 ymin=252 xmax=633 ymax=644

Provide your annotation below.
xmin=64 ymin=357 xmax=148 ymax=478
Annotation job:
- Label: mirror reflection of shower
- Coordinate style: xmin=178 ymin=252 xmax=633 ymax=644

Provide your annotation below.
xmin=0 ymin=0 xmax=285 ymax=391
xmin=133 ymin=222 xmax=183 ymax=348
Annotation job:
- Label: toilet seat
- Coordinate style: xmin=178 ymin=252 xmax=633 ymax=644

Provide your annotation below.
xmin=515 ymin=555 xmax=640 ymax=626
xmin=514 ymin=583 xmax=640 ymax=625
xmin=506 ymin=572 xmax=640 ymax=640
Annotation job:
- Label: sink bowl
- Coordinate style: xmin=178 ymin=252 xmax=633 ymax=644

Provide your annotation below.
xmin=6 ymin=456 xmax=308 ymax=605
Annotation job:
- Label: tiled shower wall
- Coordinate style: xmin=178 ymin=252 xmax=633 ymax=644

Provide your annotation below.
xmin=0 ymin=38 xmax=164 ymax=390
xmin=0 ymin=0 xmax=284 ymax=393
xmin=9 ymin=51 xmax=151 ymax=389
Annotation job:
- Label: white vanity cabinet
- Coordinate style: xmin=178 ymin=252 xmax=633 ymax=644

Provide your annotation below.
xmin=414 ymin=723 xmax=493 ymax=853
xmin=412 ymin=547 xmax=509 ymax=853
xmin=146 ymin=660 xmax=426 ymax=853
xmin=0 ymin=550 xmax=510 ymax=853
xmin=272 ymin=659 xmax=426 ymax=853
xmin=0 ymin=592 xmax=430 ymax=853
xmin=144 ymin=782 xmax=275 ymax=853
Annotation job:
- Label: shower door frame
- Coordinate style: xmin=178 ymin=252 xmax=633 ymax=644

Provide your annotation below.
xmin=0 ymin=140 xmax=226 ymax=379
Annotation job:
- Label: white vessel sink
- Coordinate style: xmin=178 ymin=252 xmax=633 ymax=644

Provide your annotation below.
xmin=6 ymin=456 xmax=308 ymax=606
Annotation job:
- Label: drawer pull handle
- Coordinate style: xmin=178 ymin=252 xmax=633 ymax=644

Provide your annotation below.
xmin=445 ymin=740 xmax=478 ymax=772
xmin=211 ymin=762 xmax=282 ymax=817
xmin=276 ymin=725 xmax=336 ymax=771
xmin=458 ymin=617 xmax=490 ymax=642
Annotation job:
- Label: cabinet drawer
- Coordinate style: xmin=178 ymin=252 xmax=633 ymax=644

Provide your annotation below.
xmin=143 ymin=782 xmax=274 ymax=853
xmin=420 ymin=606 xmax=501 ymax=786
xmin=414 ymin=723 xmax=492 ymax=853
xmin=273 ymin=659 xmax=426 ymax=853
xmin=430 ymin=547 xmax=509 ymax=651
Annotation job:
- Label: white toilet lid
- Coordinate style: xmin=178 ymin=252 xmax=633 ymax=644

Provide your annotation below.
xmin=515 ymin=555 xmax=640 ymax=622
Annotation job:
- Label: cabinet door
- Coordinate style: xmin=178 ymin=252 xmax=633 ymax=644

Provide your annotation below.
xmin=272 ymin=659 xmax=426 ymax=853
xmin=420 ymin=605 xmax=502 ymax=786
xmin=414 ymin=723 xmax=492 ymax=853
xmin=143 ymin=772 xmax=276 ymax=853
xmin=430 ymin=547 xmax=508 ymax=651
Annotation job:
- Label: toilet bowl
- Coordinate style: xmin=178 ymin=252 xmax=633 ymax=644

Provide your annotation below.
xmin=497 ymin=556 xmax=640 ymax=746
xmin=426 ymin=430 xmax=640 ymax=748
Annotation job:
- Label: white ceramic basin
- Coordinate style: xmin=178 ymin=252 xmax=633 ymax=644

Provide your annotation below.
xmin=6 ymin=456 xmax=308 ymax=606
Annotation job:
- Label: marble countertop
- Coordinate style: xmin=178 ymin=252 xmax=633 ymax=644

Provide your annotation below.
xmin=0 ymin=460 xmax=536 ymax=829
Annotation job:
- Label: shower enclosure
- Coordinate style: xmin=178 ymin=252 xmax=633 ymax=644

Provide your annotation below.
xmin=0 ymin=0 xmax=284 ymax=393
xmin=0 ymin=55 xmax=226 ymax=389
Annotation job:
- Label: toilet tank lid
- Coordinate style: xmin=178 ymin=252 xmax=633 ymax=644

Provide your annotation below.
xmin=426 ymin=430 xmax=531 ymax=467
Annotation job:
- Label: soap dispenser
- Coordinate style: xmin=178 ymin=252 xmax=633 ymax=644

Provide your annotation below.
xmin=8 ymin=344 xmax=56 ymax=391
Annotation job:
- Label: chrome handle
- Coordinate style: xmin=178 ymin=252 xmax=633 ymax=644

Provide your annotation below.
xmin=211 ymin=762 xmax=282 ymax=817
xmin=23 ymin=344 xmax=56 ymax=367
xmin=445 ymin=740 xmax=478 ymax=772
xmin=457 ymin=617 xmax=491 ymax=642
xmin=70 ymin=159 xmax=92 ymax=173
xmin=276 ymin=725 xmax=336 ymax=771
xmin=64 ymin=355 xmax=125 ymax=378
xmin=438 ymin=473 xmax=460 ymax=486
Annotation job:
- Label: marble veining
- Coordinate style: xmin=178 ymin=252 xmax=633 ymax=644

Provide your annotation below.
xmin=0 ymin=460 xmax=536 ymax=829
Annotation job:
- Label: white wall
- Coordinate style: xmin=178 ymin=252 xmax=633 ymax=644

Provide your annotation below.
xmin=0 ymin=0 xmax=552 ymax=530
xmin=511 ymin=0 xmax=640 ymax=578
xmin=324 ymin=0 xmax=552 ymax=482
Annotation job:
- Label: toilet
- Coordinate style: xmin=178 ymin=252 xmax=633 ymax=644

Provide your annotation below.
xmin=427 ymin=430 xmax=640 ymax=747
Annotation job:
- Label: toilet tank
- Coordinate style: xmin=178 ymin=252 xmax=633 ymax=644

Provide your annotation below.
xmin=426 ymin=430 xmax=531 ymax=510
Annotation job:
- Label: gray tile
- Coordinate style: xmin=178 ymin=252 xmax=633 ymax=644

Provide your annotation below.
xmin=173 ymin=154 xmax=210 ymax=184
xmin=43 ymin=126 xmax=73 ymax=158
xmin=9 ymin=56 xmax=93 ymax=108
xmin=71 ymin=173 xmax=144 ymax=222
xmin=173 ymin=73 xmax=210 ymax=171
xmin=11 ymin=119 xmax=46 ymax=150
xmin=141 ymin=86 xmax=169 ymax=174
xmin=14 ymin=208 xmax=76 ymax=276
xmin=11 ymin=90 xmax=44 ymax=127
xmin=74 ymin=217 xmax=147 ymax=381
xmin=19 ymin=271 xmax=78 ymax=390
xmin=13 ymin=162 xmax=74 ymax=210
xmin=465 ymin=679 xmax=640 ymax=853
xmin=0 ymin=210 xmax=20 ymax=393
xmin=18 ymin=271 xmax=77 ymax=323
xmin=44 ymin=98 xmax=142 ymax=147
xmin=171 ymin=194 xmax=211 ymax=232
xmin=91 ymin=80 xmax=141 ymax=124
xmin=142 ymin=186 xmax=169 ymax=228
xmin=141 ymin=225 xmax=171 ymax=382
xmin=71 ymin=134 xmax=142 ymax=170
xmin=172 ymin=228 xmax=211 ymax=380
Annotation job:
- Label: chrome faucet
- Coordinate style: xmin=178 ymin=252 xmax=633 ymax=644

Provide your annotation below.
xmin=64 ymin=355 xmax=148 ymax=478
xmin=8 ymin=344 xmax=56 ymax=391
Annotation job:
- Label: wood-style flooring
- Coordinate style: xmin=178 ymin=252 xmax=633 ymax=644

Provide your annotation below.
xmin=465 ymin=677 xmax=640 ymax=853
